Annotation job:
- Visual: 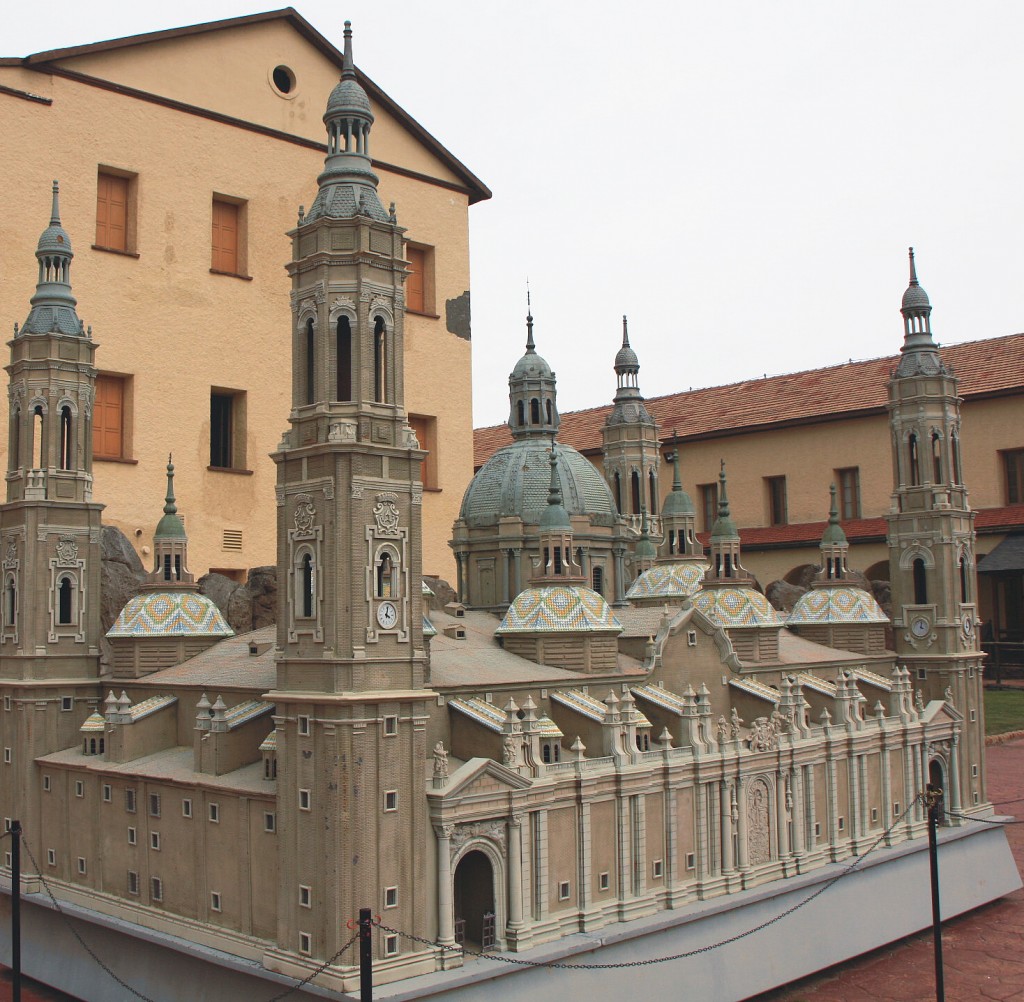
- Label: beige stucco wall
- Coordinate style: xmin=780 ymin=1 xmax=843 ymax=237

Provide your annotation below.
xmin=0 ymin=21 xmax=475 ymax=582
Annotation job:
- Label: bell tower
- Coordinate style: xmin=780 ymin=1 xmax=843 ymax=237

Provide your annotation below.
xmin=886 ymin=248 xmax=984 ymax=811
xmin=268 ymin=24 xmax=434 ymax=982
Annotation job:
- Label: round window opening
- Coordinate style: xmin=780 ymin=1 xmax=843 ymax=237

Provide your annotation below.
xmin=273 ymin=65 xmax=295 ymax=95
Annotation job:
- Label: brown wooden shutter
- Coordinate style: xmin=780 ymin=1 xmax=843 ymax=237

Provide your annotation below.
xmin=95 ymin=174 xmax=128 ymax=252
xmin=405 ymin=246 xmax=425 ymax=313
xmin=211 ymin=200 xmax=239 ymax=274
xmin=94 ymin=376 xmax=123 ymax=459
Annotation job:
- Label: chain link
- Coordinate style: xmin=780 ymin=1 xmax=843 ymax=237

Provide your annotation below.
xmin=263 ymin=929 xmax=361 ymax=1001
xmin=376 ymin=794 xmax=925 ymax=971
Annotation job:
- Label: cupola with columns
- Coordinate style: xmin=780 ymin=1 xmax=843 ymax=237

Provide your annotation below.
xmin=507 ymin=295 xmax=560 ymax=438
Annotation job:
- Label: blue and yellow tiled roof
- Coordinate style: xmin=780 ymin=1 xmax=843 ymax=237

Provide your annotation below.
xmin=627 ymin=561 xmax=709 ymax=600
xmin=496 ymin=585 xmax=622 ymax=635
xmin=692 ymin=587 xmax=781 ymax=628
xmin=788 ymin=586 xmax=888 ymax=626
xmin=107 ymin=592 xmax=234 ymax=639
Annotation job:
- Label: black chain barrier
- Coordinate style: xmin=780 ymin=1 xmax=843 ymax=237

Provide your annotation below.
xmin=375 ymin=794 xmax=926 ymax=971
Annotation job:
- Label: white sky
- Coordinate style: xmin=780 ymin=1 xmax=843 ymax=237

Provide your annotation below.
xmin=7 ymin=1 xmax=1024 ymax=428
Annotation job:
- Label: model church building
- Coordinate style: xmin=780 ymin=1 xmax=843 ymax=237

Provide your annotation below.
xmin=0 ymin=24 xmax=1017 ymax=1002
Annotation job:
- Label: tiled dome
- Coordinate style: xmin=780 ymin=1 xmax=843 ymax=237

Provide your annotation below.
xmin=497 ymin=585 xmax=622 ymax=634
xmin=107 ymin=593 xmax=233 ymax=638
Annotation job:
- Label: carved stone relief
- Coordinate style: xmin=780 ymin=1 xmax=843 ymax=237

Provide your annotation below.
xmin=747 ymin=778 xmax=772 ymax=866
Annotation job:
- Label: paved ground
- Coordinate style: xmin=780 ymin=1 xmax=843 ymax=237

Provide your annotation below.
xmin=2 ymin=739 xmax=1022 ymax=1002
xmin=752 ymin=735 xmax=1024 ymax=1002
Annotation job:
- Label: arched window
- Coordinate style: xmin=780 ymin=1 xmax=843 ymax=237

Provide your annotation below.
xmin=913 ymin=558 xmax=928 ymax=605
xmin=668 ymin=530 xmax=676 ymax=555
xmin=553 ymin=546 xmax=563 ymax=575
xmin=305 ymin=318 xmax=315 ymax=405
xmin=545 ymin=399 xmax=553 ymax=424
xmin=376 ymin=550 xmax=398 ymax=598
xmin=909 ymin=433 xmax=920 ymax=486
xmin=931 ymin=431 xmax=942 ymax=483
xmin=592 ymin=565 xmax=604 ymax=595
xmin=3 ymin=575 xmax=14 ymax=627
xmin=57 ymin=575 xmax=74 ymax=625
xmin=951 ymin=432 xmax=961 ymax=484
xmin=530 ymin=398 xmax=540 ymax=424
xmin=32 ymin=405 xmax=44 ymax=469
xmin=10 ymin=408 xmax=19 ymax=470
xmin=614 ymin=472 xmax=622 ymax=512
xmin=89 ymin=738 xmax=96 ymax=755
xmin=59 ymin=406 xmax=73 ymax=471
xmin=959 ymin=555 xmax=969 ymax=603
xmin=373 ymin=317 xmax=388 ymax=403
xmin=162 ymin=554 xmax=172 ymax=582
xmin=631 ymin=471 xmax=641 ymax=514
xmin=649 ymin=470 xmax=658 ymax=515
xmin=336 ymin=317 xmax=352 ymax=401
xmin=516 ymin=400 xmax=525 ymax=427
xmin=298 ymin=552 xmax=314 ymax=618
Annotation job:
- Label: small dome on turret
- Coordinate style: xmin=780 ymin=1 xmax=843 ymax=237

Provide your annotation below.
xmin=662 ymin=486 xmax=695 ymax=516
xmin=154 ymin=456 xmax=186 ymax=540
xmin=512 ymin=348 xmax=554 ymax=380
xmin=901 ymin=281 xmax=930 ymax=312
xmin=538 ymin=445 xmax=572 ymax=531
xmin=326 ymin=76 xmax=372 ymax=116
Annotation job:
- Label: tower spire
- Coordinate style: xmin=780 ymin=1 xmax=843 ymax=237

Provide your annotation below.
xmin=896 ymin=246 xmax=944 ymax=377
xmin=525 ymin=285 xmax=535 ymax=353
xmin=818 ymin=483 xmax=849 ymax=581
xmin=163 ymin=454 xmax=179 ymax=517
xmin=341 ymin=20 xmax=355 ymax=78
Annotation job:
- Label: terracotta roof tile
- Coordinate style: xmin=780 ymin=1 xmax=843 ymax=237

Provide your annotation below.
xmin=475 ymin=333 xmax=1024 ymax=466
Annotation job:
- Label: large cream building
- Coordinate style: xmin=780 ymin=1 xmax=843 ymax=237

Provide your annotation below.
xmin=0 ymin=10 xmax=489 ymax=582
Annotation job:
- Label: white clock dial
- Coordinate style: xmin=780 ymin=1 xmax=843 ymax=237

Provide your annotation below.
xmin=911 ymin=616 xmax=930 ymax=639
xmin=962 ymin=617 xmax=974 ymax=638
xmin=376 ymin=601 xmax=398 ymax=629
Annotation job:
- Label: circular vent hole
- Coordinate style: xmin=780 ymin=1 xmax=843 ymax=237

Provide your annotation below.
xmin=272 ymin=65 xmax=295 ymax=95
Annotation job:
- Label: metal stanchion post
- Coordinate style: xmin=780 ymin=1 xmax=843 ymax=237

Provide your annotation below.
xmin=11 ymin=819 xmax=21 ymax=1002
xmin=925 ymin=786 xmax=945 ymax=1002
xmin=359 ymin=907 xmax=372 ymax=1002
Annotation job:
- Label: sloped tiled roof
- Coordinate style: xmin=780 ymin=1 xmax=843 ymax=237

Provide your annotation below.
xmin=475 ymin=334 xmax=1024 ymax=465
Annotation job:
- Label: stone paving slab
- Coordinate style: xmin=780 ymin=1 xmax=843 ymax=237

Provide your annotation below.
xmin=752 ymin=736 xmax=1024 ymax=1002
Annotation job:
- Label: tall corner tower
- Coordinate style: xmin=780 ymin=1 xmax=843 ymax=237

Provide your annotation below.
xmin=0 ymin=182 xmax=104 ymax=859
xmin=269 ymin=24 xmax=433 ymax=977
xmin=601 ymin=317 xmax=661 ymax=526
xmin=886 ymin=248 xmax=985 ymax=811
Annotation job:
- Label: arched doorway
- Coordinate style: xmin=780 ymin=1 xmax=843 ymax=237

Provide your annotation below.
xmin=454 ymin=849 xmax=495 ymax=951
xmin=928 ymin=758 xmax=947 ymax=824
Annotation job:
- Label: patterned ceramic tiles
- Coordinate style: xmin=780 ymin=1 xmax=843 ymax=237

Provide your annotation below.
xmin=692 ymin=587 xmax=781 ymax=627
xmin=497 ymin=585 xmax=622 ymax=635
xmin=79 ymin=713 xmax=105 ymax=733
xmin=626 ymin=561 xmax=709 ymax=600
xmin=107 ymin=592 xmax=234 ymax=638
xmin=788 ymin=586 xmax=888 ymax=625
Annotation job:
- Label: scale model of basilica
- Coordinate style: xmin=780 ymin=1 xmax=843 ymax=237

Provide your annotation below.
xmin=0 ymin=24 xmax=1016 ymax=1002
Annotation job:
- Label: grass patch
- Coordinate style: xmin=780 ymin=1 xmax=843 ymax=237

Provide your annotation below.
xmin=984 ymin=689 xmax=1024 ymax=736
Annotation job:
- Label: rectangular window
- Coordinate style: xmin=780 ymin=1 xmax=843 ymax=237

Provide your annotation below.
xmin=404 ymin=244 xmax=432 ymax=314
xmin=125 ymin=789 xmax=136 ymax=813
xmin=150 ymin=831 xmax=160 ymax=851
xmin=558 ymin=880 xmax=571 ymax=901
xmin=871 ymin=807 xmax=878 ymax=824
xmin=298 ymin=715 xmax=310 ymax=736
xmin=384 ymin=791 xmax=397 ymax=812
xmin=836 ymin=467 xmax=861 ymax=519
xmin=95 ymin=170 xmax=134 ymax=254
xmin=4 ymin=696 xmax=11 ymax=711
xmin=814 ymin=822 xmax=822 ymax=837
xmin=893 ymin=802 xmax=901 ymax=817
xmin=299 ymin=885 xmax=311 ymax=908
xmin=699 ymin=483 xmax=717 ymax=533
xmin=264 ymin=812 xmax=276 ymax=833
xmin=149 ymin=794 xmax=161 ymax=818
xmin=3 ymin=748 xmax=10 ymax=764
xmin=407 ymin=414 xmax=439 ymax=489
xmin=598 ymin=871 xmax=610 ymax=891
xmin=766 ymin=475 xmax=788 ymax=526
xmin=43 ymin=775 xmax=51 ymax=792
xmin=94 ymin=374 xmax=130 ymax=461
xmin=4 ymin=852 xmax=10 ymax=868
xmin=651 ymin=859 xmax=664 ymax=879
xmin=75 ymin=780 xmax=84 ymax=798
xmin=102 ymin=784 xmax=111 ymax=802
xmin=208 ymin=803 xmax=220 ymax=823
xmin=47 ymin=849 xmax=56 ymax=866
xmin=182 ymin=798 xmax=193 ymax=818
xmin=77 ymin=857 xmax=87 ymax=875
xmin=128 ymin=827 xmax=137 ymax=845
xmin=209 ymin=388 xmax=247 ymax=471
xmin=299 ymin=932 xmax=312 ymax=955
xmin=151 ymin=877 xmax=163 ymax=902
xmin=972 ymin=763 xmax=979 ymax=778
xmin=685 ymin=853 xmax=696 ymax=870
xmin=211 ymin=197 xmax=247 ymax=276
xmin=210 ymin=891 xmax=222 ymax=912
xmin=127 ymin=870 xmax=139 ymax=895
xmin=384 ymin=886 xmax=398 ymax=908
xmin=299 ymin=789 xmax=311 ymax=811
xmin=61 ymin=696 xmax=73 ymax=712
xmin=383 ymin=715 xmax=398 ymax=737
xmin=1004 ymin=448 xmax=1024 ymax=504
xmin=384 ymin=934 xmax=399 ymax=957
xmin=838 ymin=816 xmax=846 ymax=832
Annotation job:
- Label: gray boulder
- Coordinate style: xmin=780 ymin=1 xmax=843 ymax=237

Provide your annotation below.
xmin=100 ymin=527 xmax=146 ymax=632
xmin=766 ymin=579 xmax=806 ymax=613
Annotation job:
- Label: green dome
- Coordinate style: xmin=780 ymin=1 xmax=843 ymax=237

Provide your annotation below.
xmin=661 ymin=487 xmax=695 ymax=516
xmin=461 ymin=439 xmax=617 ymax=527
xmin=634 ymin=534 xmax=658 ymax=561
xmin=155 ymin=512 xmax=186 ymax=539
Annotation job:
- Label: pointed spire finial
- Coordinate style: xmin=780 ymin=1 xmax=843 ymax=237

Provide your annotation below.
xmin=908 ymin=246 xmax=917 ymax=285
xmin=342 ymin=21 xmax=355 ymax=79
xmin=828 ymin=482 xmax=839 ymax=524
xmin=670 ymin=433 xmax=683 ymax=492
xmin=717 ymin=459 xmax=730 ymax=518
xmin=525 ymin=282 xmax=535 ymax=352
xmin=50 ymin=180 xmax=61 ymax=225
xmin=621 ymin=314 xmax=630 ymax=347
xmin=164 ymin=454 xmax=177 ymax=516
xmin=547 ymin=437 xmax=561 ymax=508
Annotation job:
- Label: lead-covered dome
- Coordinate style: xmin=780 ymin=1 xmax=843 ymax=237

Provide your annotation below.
xmin=460 ymin=440 xmax=617 ymax=527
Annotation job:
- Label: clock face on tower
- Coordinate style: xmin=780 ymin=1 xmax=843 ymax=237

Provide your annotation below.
xmin=911 ymin=616 xmax=931 ymax=639
xmin=376 ymin=601 xmax=398 ymax=630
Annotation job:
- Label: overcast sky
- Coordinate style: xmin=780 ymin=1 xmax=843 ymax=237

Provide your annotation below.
xmin=7 ymin=1 xmax=1024 ymax=428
